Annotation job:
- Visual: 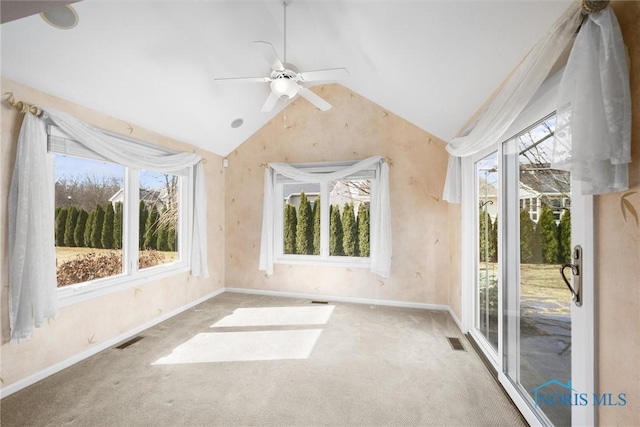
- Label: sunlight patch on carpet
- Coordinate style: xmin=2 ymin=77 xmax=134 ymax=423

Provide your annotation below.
xmin=210 ymin=305 xmax=335 ymax=328
xmin=152 ymin=329 xmax=323 ymax=365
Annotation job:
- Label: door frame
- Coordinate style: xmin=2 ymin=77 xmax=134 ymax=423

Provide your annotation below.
xmin=567 ymin=180 xmax=597 ymax=427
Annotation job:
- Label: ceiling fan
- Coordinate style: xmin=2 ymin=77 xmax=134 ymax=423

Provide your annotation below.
xmin=214 ymin=1 xmax=349 ymax=112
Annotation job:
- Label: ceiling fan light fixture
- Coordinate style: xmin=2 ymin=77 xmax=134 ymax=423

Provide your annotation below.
xmin=270 ymin=78 xmax=299 ymax=100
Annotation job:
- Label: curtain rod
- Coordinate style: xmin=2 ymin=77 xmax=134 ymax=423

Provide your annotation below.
xmin=582 ymin=0 xmax=609 ymax=15
xmin=2 ymin=92 xmax=42 ymax=117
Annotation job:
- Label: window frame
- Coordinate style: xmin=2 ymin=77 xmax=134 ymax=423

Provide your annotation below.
xmin=48 ymin=126 xmax=193 ymax=306
xmin=273 ymin=161 xmax=376 ymax=269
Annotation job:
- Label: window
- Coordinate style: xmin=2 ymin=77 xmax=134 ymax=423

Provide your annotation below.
xmin=274 ymin=162 xmax=375 ymax=267
xmin=49 ymin=126 xmax=191 ymax=295
xmin=139 ymin=170 xmax=181 ymax=269
xmin=260 ymin=156 xmax=390 ymax=277
xmin=329 ymin=179 xmax=371 ymax=257
xmin=54 ymin=155 xmax=126 ymax=286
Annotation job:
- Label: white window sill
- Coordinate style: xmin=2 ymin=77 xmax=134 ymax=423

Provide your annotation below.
xmin=275 ymin=255 xmax=371 ymax=270
xmin=57 ymin=263 xmax=190 ymax=308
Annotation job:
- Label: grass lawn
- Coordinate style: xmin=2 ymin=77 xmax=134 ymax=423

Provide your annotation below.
xmin=478 ymin=262 xmax=571 ymax=302
xmin=520 ymin=263 xmax=570 ymax=301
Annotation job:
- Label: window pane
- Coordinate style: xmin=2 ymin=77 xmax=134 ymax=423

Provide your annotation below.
xmin=476 ymin=151 xmax=499 ymax=351
xmin=54 ymin=155 xmax=124 ymax=287
xmin=516 ymin=115 xmax=572 ymax=426
xmin=139 ymin=170 xmax=180 ymax=269
xmin=282 ymin=183 xmax=320 ymax=255
xmin=329 ymin=179 xmax=371 ymax=257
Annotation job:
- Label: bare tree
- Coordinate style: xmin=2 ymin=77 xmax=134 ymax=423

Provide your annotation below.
xmin=339 ymin=180 xmax=370 ymax=196
xmin=145 ymin=174 xmax=178 ymax=231
xmin=55 ymin=174 xmax=122 ymax=211
xmin=518 ymin=121 xmax=570 ymax=202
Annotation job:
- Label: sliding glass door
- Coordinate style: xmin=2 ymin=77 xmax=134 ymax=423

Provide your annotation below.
xmin=467 ymin=113 xmax=595 ymax=426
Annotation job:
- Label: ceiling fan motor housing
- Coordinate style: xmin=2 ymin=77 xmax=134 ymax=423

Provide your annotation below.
xmin=270 ymin=72 xmax=299 ymax=100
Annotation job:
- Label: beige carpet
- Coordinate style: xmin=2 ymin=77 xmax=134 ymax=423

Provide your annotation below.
xmin=1 ymin=292 xmax=526 ymax=426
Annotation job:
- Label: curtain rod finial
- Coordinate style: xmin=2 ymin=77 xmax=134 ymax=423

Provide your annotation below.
xmin=582 ymin=0 xmax=609 ymax=15
xmin=2 ymin=91 xmax=42 ymax=116
xmin=2 ymin=91 xmax=14 ymax=103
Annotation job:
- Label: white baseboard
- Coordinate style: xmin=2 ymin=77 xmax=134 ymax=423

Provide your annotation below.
xmin=0 ymin=288 xmax=224 ymax=399
xmin=224 ymin=287 xmax=451 ymax=313
xmin=447 ymin=307 xmax=464 ymax=333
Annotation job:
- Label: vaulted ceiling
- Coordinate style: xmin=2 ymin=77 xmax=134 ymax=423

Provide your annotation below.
xmin=1 ymin=0 xmax=572 ymax=156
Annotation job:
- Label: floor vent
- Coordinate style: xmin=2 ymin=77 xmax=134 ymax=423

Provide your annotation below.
xmin=311 ymin=300 xmax=329 ymax=304
xmin=447 ymin=337 xmax=466 ymax=351
xmin=116 ymin=336 xmax=144 ymax=349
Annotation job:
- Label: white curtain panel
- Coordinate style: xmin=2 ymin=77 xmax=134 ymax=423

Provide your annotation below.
xmin=552 ymin=7 xmax=631 ymax=194
xmin=8 ymin=114 xmax=58 ymax=343
xmin=258 ymin=167 xmax=276 ymax=275
xmin=259 ymin=155 xmax=392 ymax=277
xmin=369 ymin=161 xmax=392 ymax=277
xmin=443 ymin=2 xmax=583 ymax=202
xmin=8 ymin=107 xmax=209 ymax=342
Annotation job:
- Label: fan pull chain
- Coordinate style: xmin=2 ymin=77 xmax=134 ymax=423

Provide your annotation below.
xmin=284 ymin=106 xmax=287 ymax=129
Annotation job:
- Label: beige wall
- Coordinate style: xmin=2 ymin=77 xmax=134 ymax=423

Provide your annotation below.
xmin=0 ymin=78 xmax=226 ymax=391
xmin=597 ymin=2 xmax=640 ymax=425
xmin=225 ymin=84 xmax=452 ymax=307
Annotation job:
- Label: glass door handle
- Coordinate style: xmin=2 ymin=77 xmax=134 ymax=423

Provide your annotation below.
xmin=560 ymin=245 xmax=583 ymax=307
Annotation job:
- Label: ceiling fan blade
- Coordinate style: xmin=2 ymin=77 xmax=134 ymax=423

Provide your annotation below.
xmin=261 ymin=92 xmax=280 ymax=112
xmin=213 ymin=76 xmax=271 ymax=83
xmin=298 ymin=87 xmax=332 ymax=111
xmin=254 ymin=41 xmax=284 ymax=71
xmin=298 ymin=68 xmax=350 ymax=83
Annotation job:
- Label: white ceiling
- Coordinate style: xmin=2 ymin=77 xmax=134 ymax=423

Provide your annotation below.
xmin=1 ymin=0 xmax=572 ymax=157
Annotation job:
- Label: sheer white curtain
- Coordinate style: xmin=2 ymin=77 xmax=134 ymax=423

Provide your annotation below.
xmin=259 ymin=155 xmax=392 ymax=277
xmin=552 ymin=6 xmax=631 ymax=194
xmin=8 ymin=106 xmax=208 ymax=342
xmin=8 ymin=114 xmax=58 ymax=343
xmin=443 ymin=2 xmax=583 ymax=202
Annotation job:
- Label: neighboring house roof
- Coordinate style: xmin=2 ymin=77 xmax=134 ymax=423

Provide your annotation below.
xmin=284 ymin=181 xmax=370 ymax=210
xmin=477 ymin=167 xmax=569 ymax=200
xmin=108 ymin=189 xmax=123 ymax=203
xmin=519 ymin=166 xmax=570 ymax=195
xmin=141 ymin=188 xmax=168 ymax=204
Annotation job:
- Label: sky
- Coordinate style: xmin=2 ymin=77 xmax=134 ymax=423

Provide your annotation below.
xmin=55 ymin=155 xmax=173 ymax=189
